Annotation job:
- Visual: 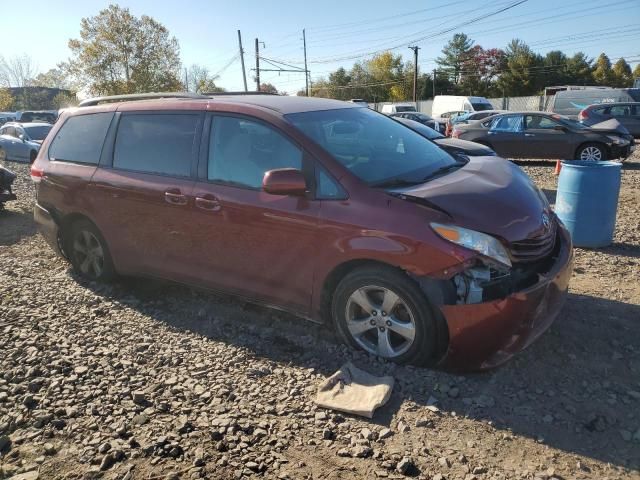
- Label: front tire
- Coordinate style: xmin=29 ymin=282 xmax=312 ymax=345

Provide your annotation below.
xmin=576 ymin=143 xmax=606 ymax=161
xmin=331 ymin=265 xmax=437 ymax=366
xmin=67 ymin=219 xmax=115 ymax=282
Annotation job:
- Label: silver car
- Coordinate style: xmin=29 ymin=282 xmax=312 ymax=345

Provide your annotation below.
xmin=0 ymin=122 xmax=52 ymax=163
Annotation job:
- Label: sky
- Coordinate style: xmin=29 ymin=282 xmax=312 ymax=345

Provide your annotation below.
xmin=3 ymin=0 xmax=640 ymax=95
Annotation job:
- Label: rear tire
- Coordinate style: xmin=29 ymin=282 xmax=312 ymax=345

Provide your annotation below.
xmin=576 ymin=143 xmax=607 ymax=161
xmin=331 ymin=265 xmax=438 ymax=366
xmin=66 ymin=219 xmax=115 ymax=282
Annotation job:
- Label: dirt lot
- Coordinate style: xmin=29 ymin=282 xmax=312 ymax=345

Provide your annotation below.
xmin=1 ymin=152 xmax=639 ymax=480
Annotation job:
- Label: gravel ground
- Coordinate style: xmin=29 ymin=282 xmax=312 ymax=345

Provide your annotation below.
xmin=1 ymin=151 xmax=639 ymax=480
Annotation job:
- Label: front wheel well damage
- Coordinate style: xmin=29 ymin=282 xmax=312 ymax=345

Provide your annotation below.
xmin=320 ymin=259 xmax=450 ymax=363
xmin=56 ymin=212 xmax=97 ymax=260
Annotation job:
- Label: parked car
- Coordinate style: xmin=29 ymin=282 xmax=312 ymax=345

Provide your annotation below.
xmin=15 ymin=110 xmax=58 ymax=124
xmin=32 ymin=93 xmax=573 ymax=370
xmin=453 ymin=112 xmax=634 ymax=161
xmin=381 ymin=104 xmax=417 ymax=114
xmin=0 ymin=166 xmax=17 ymax=209
xmin=550 ymin=88 xmax=640 ymax=118
xmin=349 ymin=99 xmax=369 ymax=107
xmin=450 ymin=110 xmax=508 ymax=126
xmin=432 ymin=110 xmax=467 ymax=134
xmin=394 ymin=117 xmax=496 ymax=156
xmin=579 ymin=102 xmax=640 ymax=138
xmin=0 ymin=122 xmax=53 ymax=163
xmin=390 ymin=112 xmax=440 ymax=132
xmin=431 ymin=95 xmax=493 ymax=118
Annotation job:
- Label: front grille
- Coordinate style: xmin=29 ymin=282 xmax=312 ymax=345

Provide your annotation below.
xmin=510 ymin=220 xmax=557 ymax=263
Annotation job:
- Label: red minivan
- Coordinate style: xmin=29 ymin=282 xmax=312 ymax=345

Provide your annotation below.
xmin=31 ymin=93 xmax=573 ymax=370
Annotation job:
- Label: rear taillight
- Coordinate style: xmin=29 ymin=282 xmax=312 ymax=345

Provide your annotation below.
xmin=578 ymin=109 xmax=589 ymax=121
xmin=451 ymin=128 xmax=460 ymax=139
xmin=30 ymin=165 xmax=44 ymax=183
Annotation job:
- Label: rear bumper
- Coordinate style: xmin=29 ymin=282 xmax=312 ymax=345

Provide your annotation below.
xmin=34 ymin=202 xmax=63 ymax=256
xmin=439 ymin=226 xmax=573 ymax=371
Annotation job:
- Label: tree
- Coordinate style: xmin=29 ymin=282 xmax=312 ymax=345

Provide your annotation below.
xmin=0 ymin=89 xmax=13 ymax=111
xmin=66 ymin=4 xmax=182 ymax=95
xmin=0 ymin=54 xmax=37 ymax=88
xmin=497 ymin=39 xmax=543 ymax=95
xmin=611 ymin=58 xmax=632 ymax=87
xmin=458 ymin=46 xmax=506 ymax=96
xmin=33 ymin=68 xmax=74 ymax=90
xmin=52 ymin=92 xmax=78 ymax=109
xmin=564 ymin=53 xmax=593 ymax=85
xmin=437 ymin=34 xmax=475 ymax=85
xmin=187 ymin=64 xmax=224 ymax=93
xmin=633 ymin=64 xmax=640 ymax=79
xmin=592 ymin=53 xmax=613 ymax=85
xmin=259 ymin=83 xmax=278 ymax=94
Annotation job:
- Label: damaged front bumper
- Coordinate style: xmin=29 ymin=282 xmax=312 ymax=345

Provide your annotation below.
xmin=438 ymin=225 xmax=573 ymax=371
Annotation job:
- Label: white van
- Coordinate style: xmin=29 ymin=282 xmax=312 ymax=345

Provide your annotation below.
xmin=381 ymin=104 xmax=417 ymax=114
xmin=431 ymin=96 xmax=493 ymax=118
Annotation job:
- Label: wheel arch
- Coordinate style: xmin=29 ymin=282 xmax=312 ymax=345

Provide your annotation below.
xmin=574 ymin=141 xmax=609 ymax=160
xmin=58 ymin=212 xmax=101 ymax=258
xmin=319 ymin=258 xmax=450 ymax=363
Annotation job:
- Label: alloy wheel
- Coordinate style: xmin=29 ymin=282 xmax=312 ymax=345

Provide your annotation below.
xmin=345 ymin=285 xmax=417 ymax=358
xmin=72 ymin=230 xmax=105 ymax=278
xmin=579 ymin=146 xmax=602 ymax=161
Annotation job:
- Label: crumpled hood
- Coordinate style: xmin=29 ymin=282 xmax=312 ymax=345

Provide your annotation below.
xmin=391 ymin=157 xmax=549 ymax=242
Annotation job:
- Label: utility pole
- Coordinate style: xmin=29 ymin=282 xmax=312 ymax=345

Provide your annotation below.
xmin=433 ymin=69 xmax=437 ymax=99
xmin=408 ymin=46 xmax=419 ymax=103
xmin=255 ymin=38 xmax=261 ymax=92
xmin=238 ymin=30 xmax=248 ymax=92
xmin=184 ymin=68 xmax=188 ymax=92
xmin=303 ymin=29 xmax=309 ymax=96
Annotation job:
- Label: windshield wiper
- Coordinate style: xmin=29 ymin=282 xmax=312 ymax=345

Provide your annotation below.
xmin=371 ymin=178 xmax=424 ymax=189
xmin=418 ymin=162 xmax=465 ymax=182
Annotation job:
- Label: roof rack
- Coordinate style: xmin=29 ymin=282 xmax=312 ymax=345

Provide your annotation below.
xmin=78 ymin=92 xmax=207 ymax=107
xmin=201 ymin=91 xmax=278 ymax=96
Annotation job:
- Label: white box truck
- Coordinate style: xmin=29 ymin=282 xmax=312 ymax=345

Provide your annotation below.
xmin=431 ymin=96 xmax=493 ymax=118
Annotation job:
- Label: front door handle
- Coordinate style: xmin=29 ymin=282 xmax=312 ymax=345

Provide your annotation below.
xmin=195 ymin=194 xmax=221 ymax=211
xmin=525 ymin=133 xmax=535 ymax=137
xmin=164 ymin=189 xmax=188 ymax=206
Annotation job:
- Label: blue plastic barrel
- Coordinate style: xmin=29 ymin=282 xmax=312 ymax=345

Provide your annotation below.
xmin=555 ymin=160 xmax=622 ymax=248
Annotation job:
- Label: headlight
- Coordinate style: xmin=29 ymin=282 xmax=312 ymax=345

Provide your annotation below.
xmin=607 ymin=135 xmax=629 ymax=146
xmin=431 ymin=223 xmax=512 ymax=267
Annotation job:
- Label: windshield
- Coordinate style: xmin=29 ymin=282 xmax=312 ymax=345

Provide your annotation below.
xmin=395 ymin=106 xmax=416 ymax=112
xmin=398 ymin=118 xmax=444 ymax=140
xmin=285 ymin=107 xmax=459 ymax=187
xmin=471 ymin=102 xmax=492 ymax=111
xmin=24 ymin=125 xmax=52 ymax=140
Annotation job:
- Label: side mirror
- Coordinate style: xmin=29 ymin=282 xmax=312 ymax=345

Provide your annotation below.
xmin=263 ymin=168 xmax=307 ymax=196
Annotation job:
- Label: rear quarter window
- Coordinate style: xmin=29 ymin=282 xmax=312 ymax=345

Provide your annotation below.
xmin=48 ymin=113 xmax=114 ymax=164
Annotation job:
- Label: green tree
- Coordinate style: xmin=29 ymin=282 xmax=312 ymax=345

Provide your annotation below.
xmin=633 ymin=64 xmax=640 ymax=79
xmin=187 ymin=64 xmax=224 ymax=93
xmin=611 ymin=58 xmax=632 ymax=87
xmin=592 ymin=53 xmax=613 ymax=85
xmin=564 ymin=53 xmax=593 ymax=85
xmin=67 ymin=4 xmax=182 ymax=95
xmin=33 ymin=68 xmax=73 ymax=90
xmin=497 ymin=39 xmax=543 ymax=95
xmin=0 ymin=88 xmax=13 ymax=110
xmin=437 ymin=33 xmax=474 ymax=85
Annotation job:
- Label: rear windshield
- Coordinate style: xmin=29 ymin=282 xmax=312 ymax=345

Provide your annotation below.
xmin=471 ymin=102 xmax=492 ymax=111
xmin=24 ymin=125 xmax=52 ymax=140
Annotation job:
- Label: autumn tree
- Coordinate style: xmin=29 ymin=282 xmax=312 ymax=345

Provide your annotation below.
xmin=33 ymin=68 xmax=74 ymax=90
xmin=611 ymin=58 xmax=632 ymax=87
xmin=259 ymin=83 xmax=278 ymax=94
xmin=592 ymin=53 xmax=613 ymax=85
xmin=66 ymin=5 xmax=182 ymax=95
xmin=187 ymin=64 xmax=224 ymax=93
xmin=52 ymin=92 xmax=79 ymax=109
xmin=0 ymin=89 xmax=13 ymax=111
xmin=633 ymin=64 xmax=640 ymax=80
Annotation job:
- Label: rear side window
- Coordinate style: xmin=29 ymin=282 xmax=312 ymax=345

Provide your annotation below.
xmin=48 ymin=113 xmax=113 ymax=164
xmin=113 ymin=114 xmax=198 ymax=177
